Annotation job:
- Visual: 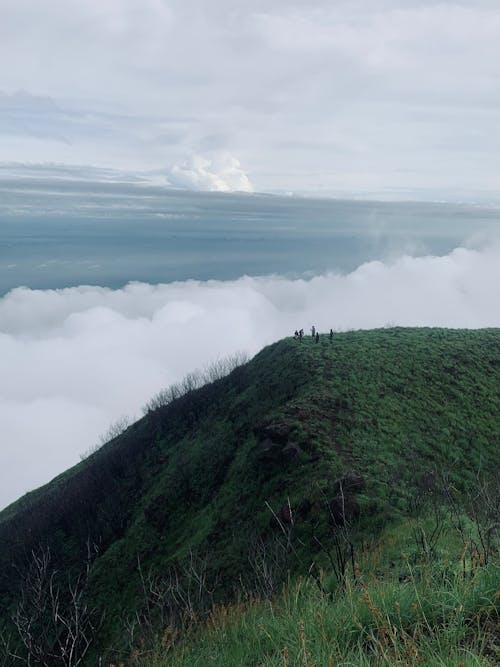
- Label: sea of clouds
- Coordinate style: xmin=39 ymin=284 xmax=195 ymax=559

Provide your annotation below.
xmin=1 ymin=242 xmax=499 ymax=509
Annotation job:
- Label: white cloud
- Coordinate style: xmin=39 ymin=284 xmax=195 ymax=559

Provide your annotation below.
xmin=1 ymin=2 xmax=500 ymax=196
xmin=168 ymin=153 xmax=253 ymax=192
xmin=1 ymin=242 xmax=499 ymax=509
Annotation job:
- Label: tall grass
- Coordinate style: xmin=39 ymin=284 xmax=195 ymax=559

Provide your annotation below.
xmin=144 ymin=559 xmax=499 ymax=666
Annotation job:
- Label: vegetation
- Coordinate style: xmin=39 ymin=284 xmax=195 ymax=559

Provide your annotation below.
xmin=80 ymin=415 xmax=131 ymax=461
xmin=0 ymin=328 xmax=498 ymax=665
xmin=149 ymin=539 xmax=499 ymax=666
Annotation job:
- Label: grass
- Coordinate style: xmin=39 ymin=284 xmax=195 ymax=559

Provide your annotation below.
xmin=146 ymin=525 xmax=500 ymax=667
xmin=0 ymin=327 xmax=498 ymax=662
xmin=155 ymin=572 xmax=498 ymax=666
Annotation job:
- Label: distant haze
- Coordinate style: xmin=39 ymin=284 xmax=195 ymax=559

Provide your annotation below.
xmin=1 ymin=173 xmax=499 ymax=294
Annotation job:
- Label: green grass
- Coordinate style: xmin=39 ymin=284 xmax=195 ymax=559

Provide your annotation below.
xmin=148 ymin=566 xmax=499 ymax=666
xmin=146 ymin=521 xmax=500 ymax=667
xmin=0 ymin=328 xmax=498 ymax=662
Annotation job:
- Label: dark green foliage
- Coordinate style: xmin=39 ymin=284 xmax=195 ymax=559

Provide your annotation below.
xmin=0 ymin=328 xmax=498 ymax=662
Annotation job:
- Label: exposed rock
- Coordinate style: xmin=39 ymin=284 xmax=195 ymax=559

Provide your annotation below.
xmin=255 ymin=422 xmax=290 ymax=445
xmin=257 ymin=438 xmax=282 ymax=462
xmin=282 ymin=441 xmax=302 ymax=460
xmin=255 ymin=421 xmax=303 ymax=466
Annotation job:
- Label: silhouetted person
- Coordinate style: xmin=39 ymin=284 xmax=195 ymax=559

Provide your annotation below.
xmin=330 ymin=328 xmax=334 ymax=343
xmin=299 ymin=329 xmax=304 ymax=342
xmin=294 ymin=330 xmax=299 ymax=339
xmin=315 ymin=332 xmax=319 ymax=343
xmin=311 ymin=325 xmax=316 ymax=338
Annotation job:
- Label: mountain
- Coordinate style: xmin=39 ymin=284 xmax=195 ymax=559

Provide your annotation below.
xmin=0 ymin=327 xmax=498 ymax=665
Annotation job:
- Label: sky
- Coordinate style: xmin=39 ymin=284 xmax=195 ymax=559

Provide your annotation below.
xmin=1 ymin=0 xmax=500 ymax=197
xmin=1 ymin=242 xmax=500 ymax=509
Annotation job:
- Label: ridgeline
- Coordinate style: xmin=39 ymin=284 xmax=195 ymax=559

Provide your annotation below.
xmin=0 ymin=328 xmax=499 ymax=665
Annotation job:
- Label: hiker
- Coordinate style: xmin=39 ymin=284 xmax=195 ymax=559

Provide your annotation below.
xmin=299 ymin=329 xmax=304 ymax=342
xmin=315 ymin=332 xmax=319 ymax=344
xmin=330 ymin=328 xmax=334 ymax=343
xmin=294 ymin=330 xmax=299 ymax=339
xmin=311 ymin=325 xmax=316 ymax=338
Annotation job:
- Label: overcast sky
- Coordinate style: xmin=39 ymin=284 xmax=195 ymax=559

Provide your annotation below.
xmin=1 ymin=0 xmax=500 ymax=197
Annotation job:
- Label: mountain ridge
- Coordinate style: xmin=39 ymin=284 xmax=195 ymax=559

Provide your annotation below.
xmin=0 ymin=327 xmax=498 ymax=663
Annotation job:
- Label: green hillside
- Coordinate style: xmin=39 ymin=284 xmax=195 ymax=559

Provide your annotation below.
xmin=0 ymin=328 xmax=498 ymax=665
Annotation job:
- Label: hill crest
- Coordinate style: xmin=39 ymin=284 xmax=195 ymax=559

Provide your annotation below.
xmin=0 ymin=327 xmax=499 ymax=661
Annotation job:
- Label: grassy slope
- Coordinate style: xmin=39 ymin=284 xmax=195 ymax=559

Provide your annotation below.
xmin=0 ymin=328 xmax=499 ymax=660
xmin=154 ymin=544 xmax=499 ymax=666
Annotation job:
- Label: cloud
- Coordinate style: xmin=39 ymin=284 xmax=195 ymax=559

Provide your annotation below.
xmin=168 ymin=153 xmax=253 ymax=192
xmin=1 ymin=2 xmax=500 ymax=196
xmin=1 ymin=242 xmax=499 ymax=509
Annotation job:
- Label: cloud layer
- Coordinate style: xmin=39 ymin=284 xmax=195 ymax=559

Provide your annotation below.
xmin=1 ymin=242 xmax=499 ymax=509
xmin=1 ymin=2 xmax=500 ymax=197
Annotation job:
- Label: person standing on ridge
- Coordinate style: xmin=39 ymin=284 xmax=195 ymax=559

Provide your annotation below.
xmin=330 ymin=328 xmax=334 ymax=343
xmin=311 ymin=325 xmax=316 ymax=338
xmin=315 ymin=332 xmax=320 ymax=344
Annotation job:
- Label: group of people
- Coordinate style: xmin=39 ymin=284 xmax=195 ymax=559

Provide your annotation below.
xmin=293 ymin=326 xmax=334 ymax=343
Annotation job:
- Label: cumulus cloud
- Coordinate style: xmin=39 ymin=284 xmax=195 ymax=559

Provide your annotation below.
xmin=168 ymin=153 xmax=253 ymax=192
xmin=1 ymin=242 xmax=499 ymax=509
